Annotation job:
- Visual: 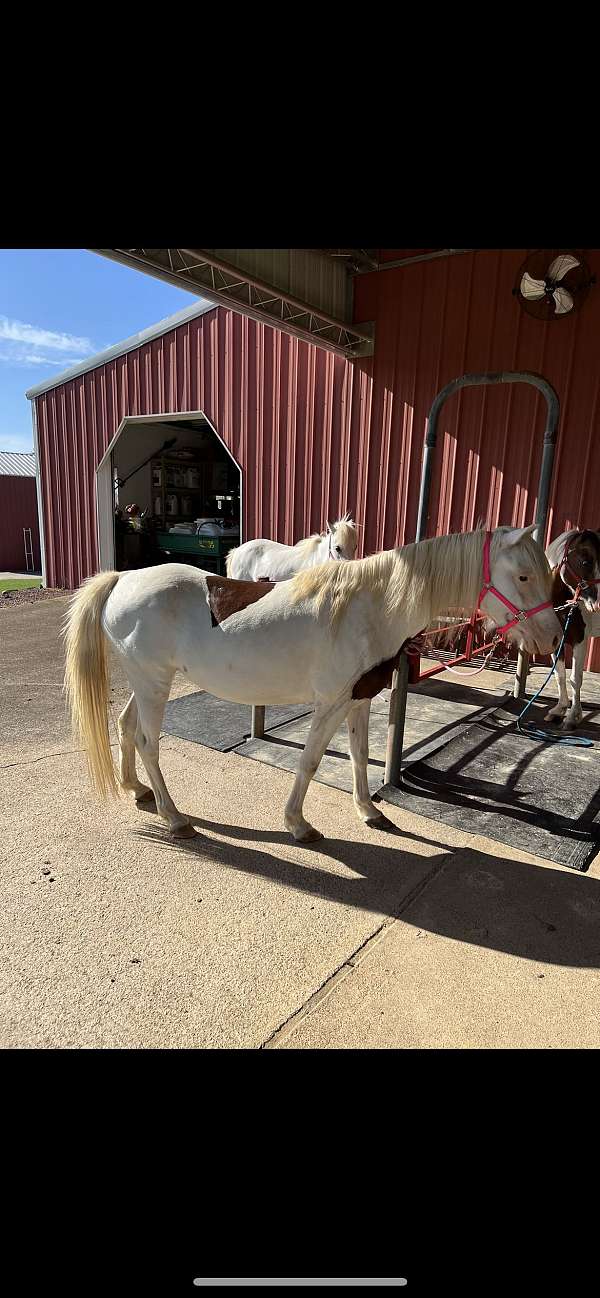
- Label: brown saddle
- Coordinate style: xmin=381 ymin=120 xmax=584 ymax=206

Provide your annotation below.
xmin=206 ymin=574 xmax=275 ymax=627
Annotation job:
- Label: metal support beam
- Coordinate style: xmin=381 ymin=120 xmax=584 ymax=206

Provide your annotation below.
xmin=382 ymin=370 xmax=560 ymax=791
xmin=251 ymin=706 xmax=265 ymax=739
xmin=90 ymin=249 xmax=374 ymax=358
xmin=383 ymin=654 xmax=409 ymax=786
xmin=364 ymin=248 xmax=479 ymax=274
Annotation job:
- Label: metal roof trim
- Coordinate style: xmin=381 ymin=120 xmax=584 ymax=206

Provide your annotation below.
xmin=25 ymin=298 xmax=217 ymax=400
xmin=0 ymin=450 xmax=37 ymax=476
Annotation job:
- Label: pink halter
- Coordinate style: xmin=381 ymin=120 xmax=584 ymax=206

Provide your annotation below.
xmin=478 ymin=530 xmax=553 ymax=636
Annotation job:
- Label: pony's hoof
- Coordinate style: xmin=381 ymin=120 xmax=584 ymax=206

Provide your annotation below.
xmin=365 ymin=811 xmax=396 ymax=831
xmin=135 ymin=788 xmax=156 ymax=807
xmin=294 ymin=826 xmax=324 ymax=844
xmin=170 ymin=822 xmax=196 ymax=839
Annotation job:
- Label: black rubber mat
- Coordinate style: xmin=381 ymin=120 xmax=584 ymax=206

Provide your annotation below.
xmin=379 ymin=699 xmax=600 ymax=872
xmin=162 ymin=691 xmax=312 ymax=752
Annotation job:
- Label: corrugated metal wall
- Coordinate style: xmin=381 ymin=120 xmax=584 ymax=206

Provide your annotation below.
xmin=34 ymin=248 xmax=600 ymax=667
xmin=0 ymin=477 xmax=41 ymax=571
xmin=353 ymin=247 xmax=600 ymax=666
xmin=34 ymin=305 xmax=364 ymax=591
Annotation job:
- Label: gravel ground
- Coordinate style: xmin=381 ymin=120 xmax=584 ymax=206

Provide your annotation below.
xmin=0 ymin=587 xmax=68 ymax=608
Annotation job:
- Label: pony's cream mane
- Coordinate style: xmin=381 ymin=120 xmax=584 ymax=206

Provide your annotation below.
xmin=293 ymin=514 xmax=357 ymax=555
xmin=294 ymin=534 xmax=323 ymax=554
xmin=225 ymin=546 xmax=238 ymax=575
xmin=290 ymin=527 xmax=549 ymax=629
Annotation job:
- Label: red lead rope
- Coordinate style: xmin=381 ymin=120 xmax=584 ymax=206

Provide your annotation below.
xmin=477 ymin=531 xmax=554 ymax=637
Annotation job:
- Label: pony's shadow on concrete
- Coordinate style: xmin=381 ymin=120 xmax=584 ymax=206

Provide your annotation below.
xmin=132 ymin=810 xmax=600 ymax=968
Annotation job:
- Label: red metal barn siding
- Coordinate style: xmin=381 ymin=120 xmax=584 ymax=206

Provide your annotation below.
xmin=354 ymin=248 xmax=600 ymax=670
xmin=34 ymin=306 xmax=365 ymax=591
xmin=34 ymin=251 xmax=600 ymax=672
xmin=0 ymin=477 xmax=40 ymax=571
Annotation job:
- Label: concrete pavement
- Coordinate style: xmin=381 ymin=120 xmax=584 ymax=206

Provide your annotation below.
xmin=2 ymin=597 xmax=600 ymax=1048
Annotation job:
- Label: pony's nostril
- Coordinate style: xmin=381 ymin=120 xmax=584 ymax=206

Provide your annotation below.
xmin=552 ymin=635 xmax=559 ymax=648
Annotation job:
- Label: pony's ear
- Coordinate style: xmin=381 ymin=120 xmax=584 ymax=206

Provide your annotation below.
xmin=326 ymin=520 xmax=333 ymax=534
xmin=503 ymin=523 xmax=537 ymax=547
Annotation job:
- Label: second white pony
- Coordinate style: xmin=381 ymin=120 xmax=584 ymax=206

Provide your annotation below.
xmin=226 ymin=514 xmax=358 ymax=582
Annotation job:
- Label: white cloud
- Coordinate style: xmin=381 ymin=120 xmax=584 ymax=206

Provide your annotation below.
xmin=0 ymin=348 xmax=81 ymax=369
xmin=0 ymin=315 xmax=94 ymax=355
xmin=0 ymin=316 xmax=95 ymax=377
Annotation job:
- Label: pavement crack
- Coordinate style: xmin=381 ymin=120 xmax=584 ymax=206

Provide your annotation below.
xmin=260 ymin=850 xmax=454 ymax=1049
xmin=2 ymin=747 xmax=86 ymax=770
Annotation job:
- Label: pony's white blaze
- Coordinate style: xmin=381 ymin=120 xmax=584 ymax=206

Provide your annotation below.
xmin=64 ymin=527 xmax=561 ymax=843
xmin=227 ymin=514 xmax=357 ymax=582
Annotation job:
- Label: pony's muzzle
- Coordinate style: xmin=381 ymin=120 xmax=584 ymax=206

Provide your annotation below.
xmin=511 ymin=616 xmax=561 ymax=657
xmin=531 ymin=625 xmax=563 ymax=656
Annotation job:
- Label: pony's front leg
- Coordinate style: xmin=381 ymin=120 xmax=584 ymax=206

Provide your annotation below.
xmin=545 ymin=653 xmax=569 ymax=722
xmin=564 ymin=640 xmax=585 ymax=728
xmin=284 ymin=697 xmax=351 ymax=843
xmin=347 ymin=699 xmax=395 ymax=829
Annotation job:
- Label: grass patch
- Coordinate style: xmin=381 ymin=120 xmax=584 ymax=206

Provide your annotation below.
xmin=0 ymin=578 xmax=42 ymax=592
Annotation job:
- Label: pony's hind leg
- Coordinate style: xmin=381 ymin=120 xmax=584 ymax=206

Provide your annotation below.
xmin=131 ymin=671 xmax=194 ymax=837
xmin=284 ymin=697 xmax=351 ymax=843
xmin=347 ymin=699 xmax=395 ymax=829
xmin=117 ymin=693 xmax=154 ymax=804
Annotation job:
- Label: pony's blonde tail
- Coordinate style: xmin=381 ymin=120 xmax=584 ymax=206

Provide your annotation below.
xmin=63 ymin=570 xmax=122 ymax=799
xmin=225 ymin=546 xmax=239 ymax=576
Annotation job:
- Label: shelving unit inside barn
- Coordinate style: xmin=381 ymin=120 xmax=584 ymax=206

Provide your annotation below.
xmin=112 ymin=420 xmax=240 ymax=577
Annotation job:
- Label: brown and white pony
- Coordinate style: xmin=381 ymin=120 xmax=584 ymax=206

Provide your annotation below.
xmin=544 ymin=528 xmax=600 ymax=728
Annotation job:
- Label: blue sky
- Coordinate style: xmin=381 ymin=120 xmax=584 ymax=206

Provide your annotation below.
xmin=0 ymin=250 xmax=195 ymax=453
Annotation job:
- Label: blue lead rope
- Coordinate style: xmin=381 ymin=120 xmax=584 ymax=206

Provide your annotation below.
xmin=516 ymin=606 xmax=594 ymax=747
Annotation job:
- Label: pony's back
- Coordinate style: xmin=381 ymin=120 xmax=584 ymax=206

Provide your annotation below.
xmin=227 ymin=514 xmax=357 ymax=582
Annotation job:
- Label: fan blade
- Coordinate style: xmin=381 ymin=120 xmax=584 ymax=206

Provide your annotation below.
xmin=553 ymin=287 xmax=574 ymax=315
xmin=520 ymin=272 xmax=547 ymax=300
xmin=548 ymin=254 xmax=580 ymax=282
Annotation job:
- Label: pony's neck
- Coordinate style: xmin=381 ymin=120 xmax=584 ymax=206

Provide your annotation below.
xmin=385 ymin=530 xmax=485 ymax=642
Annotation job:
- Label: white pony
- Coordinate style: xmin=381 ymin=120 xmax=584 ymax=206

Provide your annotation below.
xmin=226 ymin=514 xmax=358 ymax=582
xmin=64 ymin=526 xmax=560 ymax=844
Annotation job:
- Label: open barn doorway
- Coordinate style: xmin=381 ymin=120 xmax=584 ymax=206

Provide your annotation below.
xmin=96 ymin=412 xmax=242 ymax=577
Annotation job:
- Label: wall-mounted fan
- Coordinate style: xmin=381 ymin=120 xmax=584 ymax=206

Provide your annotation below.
xmin=513 ymin=250 xmax=594 ymax=320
